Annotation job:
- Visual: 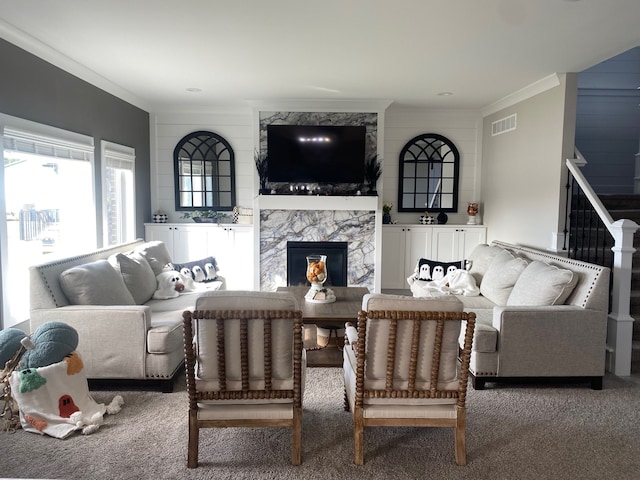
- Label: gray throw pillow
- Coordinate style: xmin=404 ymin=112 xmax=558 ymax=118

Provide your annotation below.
xmin=135 ymin=241 xmax=173 ymax=276
xmin=479 ymin=249 xmax=528 ymax=305
xmin=59 ymin=260 xmax=136 ymax=306
xmin=109 ymin=252 xmax=157 ymax=304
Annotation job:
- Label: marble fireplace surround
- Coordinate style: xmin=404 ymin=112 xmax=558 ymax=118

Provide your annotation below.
xmin=259 ymin=196 xmax=377 ymax=292
xmin=257 ymin=109 xmax=381 ymax=292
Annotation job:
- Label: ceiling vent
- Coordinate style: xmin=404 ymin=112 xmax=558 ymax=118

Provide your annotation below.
xmin=492 ymin=114 xmax=517 ymax=136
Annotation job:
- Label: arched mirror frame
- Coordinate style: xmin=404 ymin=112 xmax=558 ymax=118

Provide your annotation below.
xmin=173 ymin=130 xmax=236 ymax=212
xmin=397 ymin=133 xmax=460 ymax=213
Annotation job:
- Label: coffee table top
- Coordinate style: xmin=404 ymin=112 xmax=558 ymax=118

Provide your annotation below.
xmin=277 ymin=286 xmax=369 ymax=322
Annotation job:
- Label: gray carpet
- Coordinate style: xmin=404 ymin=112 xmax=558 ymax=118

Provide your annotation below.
xmin=1 ymin=369 xmax=640 ymax=480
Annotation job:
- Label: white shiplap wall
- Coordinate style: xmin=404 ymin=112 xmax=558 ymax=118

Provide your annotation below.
xmin=149 ymin=106 xmax=484 ymax=227
xmin=383 ymin=106 xmax=483 ymax=225
xmin=150 ymin=109 xmax=255 ymax=222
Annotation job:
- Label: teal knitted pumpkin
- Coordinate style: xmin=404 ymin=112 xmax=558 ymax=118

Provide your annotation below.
xmin=19 ymin=322 xmax=79 ymax=369
xmin=0 ymin=328 xmax=27 ymax=368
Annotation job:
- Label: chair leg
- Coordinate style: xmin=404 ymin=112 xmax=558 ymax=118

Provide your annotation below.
xmin=187 ymin=411 xmax=199 ymax=468
xmin=454 ymin=406 xmax=467 ymax=466
xmin=344 ymin=389 xmax=350 ymax=412
xmin=291 ymin=406 xmax=302 ymax=465
xmin=354 ymin=408 xmax=364 ymax=465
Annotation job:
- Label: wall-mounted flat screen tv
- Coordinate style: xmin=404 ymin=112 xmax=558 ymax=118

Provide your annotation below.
xmin=267 ymin=125 xmax=366 ymax=184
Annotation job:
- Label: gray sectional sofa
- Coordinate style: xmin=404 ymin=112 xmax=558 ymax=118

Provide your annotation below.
xmin=29 ymin=239 xmax=224 ymax=392
xmin=409 ymin=241 xmax=610 ymax=389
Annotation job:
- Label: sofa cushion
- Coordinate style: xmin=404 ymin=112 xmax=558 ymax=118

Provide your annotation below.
xmin=146 ymin=310 xmax=185 ymax=354
xmin=59 ymin=260 xmax=136 ymax=306
xmin=467 ymin=244 xmax=503 ymax=285
xmin=135 ymin=241 xmax=173 ymax=276
xmin=460 ymin=310 xmax=496 ymax=353
xmin=479 ymin=249 xmax=528 ymax=305
xmin=507 ymin=260 xmax=578 ymax=306
xmin=109 ymin=252 xmax=157 ymax=304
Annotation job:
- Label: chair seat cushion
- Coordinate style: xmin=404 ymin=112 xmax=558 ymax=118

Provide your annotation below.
xmin=196 ymin=402 xmax=294 ymax=420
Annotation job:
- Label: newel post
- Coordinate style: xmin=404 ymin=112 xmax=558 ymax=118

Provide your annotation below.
xmin=607 ymin=219 xmax=639 ymax=376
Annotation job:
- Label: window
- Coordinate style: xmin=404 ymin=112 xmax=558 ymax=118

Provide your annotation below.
xmin=398 ymin=133 xmax=460 ymax=212
xmin=1 ymin=115 xmax=95 ymax=328
xmin=102 ymin=141 xmax=135 ymax=246
xmin=173 ymin=131 xmax=235 ymax=211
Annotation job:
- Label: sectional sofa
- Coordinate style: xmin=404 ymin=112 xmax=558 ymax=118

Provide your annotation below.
xmin=409 ymin=241 xmax=610 ymax=389
xmin=29 ymin=239 xmax=224 ymax=392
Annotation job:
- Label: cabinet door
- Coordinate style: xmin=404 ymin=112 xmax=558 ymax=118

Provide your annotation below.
xmin=432 ymin=226 xmax=487 ymax=262
xmin=431 ymin=227 xmax=460 ymax=262
xmin=458 ymin=227 xmax=487 ymax=259
xmin=172 ymin=225 xmax=211 ymax=263
xmin=381 ymin=226 xmax=407 ymax=289
xmin=405 ymin=227 xmax=431 ymax=279
xmin=223 ymin=226 xmax=254 ymax=290
xmin=144 ymin=225 xmax=176 ymax=254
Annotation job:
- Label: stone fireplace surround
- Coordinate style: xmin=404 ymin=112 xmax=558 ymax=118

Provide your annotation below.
xmin=258 ymin=110 xmax=380 ymax=292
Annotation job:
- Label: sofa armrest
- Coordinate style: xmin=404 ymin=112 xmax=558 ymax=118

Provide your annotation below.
xmin=30 ymin=305 xmax=152 ymax=379
xmin=491 ymin=306 xmax=607 ymax=377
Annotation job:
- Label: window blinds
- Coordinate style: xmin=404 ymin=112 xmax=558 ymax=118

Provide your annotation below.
xmin=2 ymin=127 xmax=94 ymax=161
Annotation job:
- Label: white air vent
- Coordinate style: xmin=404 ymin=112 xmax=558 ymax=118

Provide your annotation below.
xmin=492 ymin=114 xmax=517 ymax=136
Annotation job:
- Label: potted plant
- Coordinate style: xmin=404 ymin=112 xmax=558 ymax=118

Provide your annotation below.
xmin=364 ymin=154 xmax=382 ymax=195
xmin=382 ymin=202 xmax=393 ymax=224
xmin=255 ymin=150 xmax=270 ymax=195
xmin=181 ymin=210 xmax=226 ymax=223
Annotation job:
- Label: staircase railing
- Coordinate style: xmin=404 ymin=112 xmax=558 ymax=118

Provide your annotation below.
xmin=565 ymin=151 xmax=639 ymax=376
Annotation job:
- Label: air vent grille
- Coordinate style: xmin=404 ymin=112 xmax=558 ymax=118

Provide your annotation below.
xmin=492 ymin=114 xmax=517 ymax=136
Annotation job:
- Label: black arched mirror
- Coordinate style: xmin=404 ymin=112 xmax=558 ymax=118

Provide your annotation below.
xmin=398 ymin=133 xmax=459 ymax=212
xmin=173 ymin=131 xmax=236 ymax=211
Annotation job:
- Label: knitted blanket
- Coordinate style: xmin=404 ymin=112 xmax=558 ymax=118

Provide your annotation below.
xmin=407 ymin=269 xmax=480 ymax=297
xmin=9 ymin=353 xmax=123 ymax=438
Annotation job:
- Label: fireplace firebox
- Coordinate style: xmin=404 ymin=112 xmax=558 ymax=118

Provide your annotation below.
xmin=286 ymin=241 xmax=348 ymax=287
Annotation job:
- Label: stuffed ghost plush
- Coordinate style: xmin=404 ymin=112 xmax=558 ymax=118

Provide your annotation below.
xmin=153 ymin=270 xmax=197 ymax=299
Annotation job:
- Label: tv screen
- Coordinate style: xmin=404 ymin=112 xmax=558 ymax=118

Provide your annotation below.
xmin=267 ymin=125 xmax=366 ymax=184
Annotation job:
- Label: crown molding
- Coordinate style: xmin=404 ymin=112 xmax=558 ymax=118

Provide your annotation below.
xmin=0 ymin=19 xmax=151 ymax=112
xmin=481 ymin=74 xmax=562 ymax=117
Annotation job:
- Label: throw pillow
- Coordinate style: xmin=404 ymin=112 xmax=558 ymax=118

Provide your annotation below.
xmin=134 ymin=241 xmax=173 ymax=276
xmin=467 ymin=244 xmax=502 ymax=285
xmin=59 ymin=260 xmax=136 ymax=306
xmin=169 ymin=256 xmax=219 ymax=282
xmin=479 ymin=249 xmax=528 ymax=305
xmin=413 ymin=258 xmax=466 ymax=281
xmin=507 ymin=260 xmax=578 ymax=306
xmin=109 ymin=251 xmax=157 ymax=304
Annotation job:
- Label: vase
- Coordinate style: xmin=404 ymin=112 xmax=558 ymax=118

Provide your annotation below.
xmin=383 ymin=213 xmax=391 ymax=224
xmin=437 ymin=212 xmax=448 ymax=224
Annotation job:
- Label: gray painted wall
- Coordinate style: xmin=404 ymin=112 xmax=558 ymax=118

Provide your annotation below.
xmin=0 ymin=38 xmax=151 ymax=242
xmin=481 ymin=74 xmax=577 ymax=250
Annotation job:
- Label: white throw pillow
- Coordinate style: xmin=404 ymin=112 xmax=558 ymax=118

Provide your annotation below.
xmin=507 ymin=260 xmax=578 ymax=306
xmin=479 ymin=249 xmax=528 ymax=305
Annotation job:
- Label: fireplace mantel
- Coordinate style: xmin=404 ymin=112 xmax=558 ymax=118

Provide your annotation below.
xmin=257 ymin=195 xmax=378 ymax=211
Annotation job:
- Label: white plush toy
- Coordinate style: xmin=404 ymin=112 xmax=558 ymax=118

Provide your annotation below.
xmin=153 ymin=271 xmax=197 ymax=299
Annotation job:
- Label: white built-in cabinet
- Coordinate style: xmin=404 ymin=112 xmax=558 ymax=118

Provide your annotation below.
xmin=381 ymin=225 xmax=487 ymax=289
xmin=144 ymin=223 xmax=254 ymax=290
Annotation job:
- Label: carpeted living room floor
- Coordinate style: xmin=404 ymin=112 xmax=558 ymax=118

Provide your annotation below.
xmin=1 ymin=367 xmax=640 ymax=480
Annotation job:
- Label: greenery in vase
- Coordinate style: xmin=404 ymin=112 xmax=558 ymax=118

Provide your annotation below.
xmin=364 ymin=154 xmax=382 ymax=190
xmin=383 ymin=202 xmax=392 ymax=215
xmin=255 ymin=150 xmax=269 ymax=190
xmin=181 ymin=210 xmax=226 ymax=221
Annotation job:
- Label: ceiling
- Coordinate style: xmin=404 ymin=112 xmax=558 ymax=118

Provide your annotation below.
xmin=0 ymin=0 xmax=639 ymax=112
